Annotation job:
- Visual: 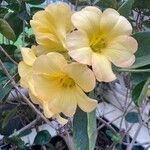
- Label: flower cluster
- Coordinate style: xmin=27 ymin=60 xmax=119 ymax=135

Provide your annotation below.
xmin=18 ymin=2 xmax=138 ymax=123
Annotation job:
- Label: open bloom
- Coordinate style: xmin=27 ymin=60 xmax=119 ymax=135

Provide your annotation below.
xmin=18 ymin=47 xmax=69 ymax=124
xmin=32 ymin=52 xmax=97 ymax=117
xmin=30 ymin=2 xmax=73 ymax=54
xmin=66 ymin=7 xmax=138 ymax=82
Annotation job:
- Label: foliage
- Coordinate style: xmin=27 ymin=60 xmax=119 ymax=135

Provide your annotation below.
xmin=34 ymin=130 xmax=52 ymax=145
xmin=73 ymin=107 xmax=96 ymax=150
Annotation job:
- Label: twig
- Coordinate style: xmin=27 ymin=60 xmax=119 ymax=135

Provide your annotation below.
xmin=109 ymin=83 xmax=124 ymax=110
xmin=123 ymin=141 xmax=150 ymax=146
xmin=75 ymin=0 xmax=79 ymax=10
xmin=97 ymin=114 xmax=123 ymax=131
xmin=97 ymin=116 xmax=117 ymax=134
xmin=10 ymin=117 xmax=40 ymax=137
xmin=126 ymin=123 xmax=143 ymax=150
xmin=126 ymin=102 xmax=147 ymax=150
xmin=0 ymin=46 xmax=18 ymax=65
xmin=14 ymin=86 xmax=55 ymax=129
xmin=118 ymin=68 xmax=150 ymax=73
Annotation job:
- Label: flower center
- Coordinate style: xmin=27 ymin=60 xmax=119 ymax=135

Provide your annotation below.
xmin=59 ymin=75 xmax=75 ymax=88
xmin=90 ymin=38 xmax=107 ymax=53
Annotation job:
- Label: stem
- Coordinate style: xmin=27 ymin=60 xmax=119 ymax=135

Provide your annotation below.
xmin=118 ymin=68 xmax=150 ymax=73
xmin=0 ymin=46 xmax=18 ymax=65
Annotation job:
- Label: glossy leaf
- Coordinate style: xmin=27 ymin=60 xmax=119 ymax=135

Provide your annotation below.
xmin=34 ymin=130 xmax=51 ymax=145
xmin=144 ymin=20 xmax=150 ymax=28
xmin=73 ymin=107 xmax=97 ymax=150
xmin=0 ymin=7 xmax=8 ymax=18
xmin=30 ymin=7 xmax=44 ymax=16
xmin=132 ymin=79 xmax=150 ymax=106
xmin=6 ymin=0 xmax=21 ymax=12
xmin=118 ymin=0 xmax=134 ymax=17
xmin=131 ymin=72 xmax=150 ymax=85
xmin=133 ymin=0 xmax=150 ymax=9
xmin=106 ymin=130 xmax=121 ymax=144
xmin=5 ymin=12 xmax=23 ymax=38
xmin=131 ymin=32 xmax=150 ymax=68
xmin=2 ymin=107 xmax=17 ymax=128
xmin=0 ymin=19 xmax=16 ymax=41
xmin=125 ymin=112 xmax=139 ymax=123
xmin=0 ymin=84 xmax=12 ymax=102
xmin=97 ymin=0 xmax=118 ymax=9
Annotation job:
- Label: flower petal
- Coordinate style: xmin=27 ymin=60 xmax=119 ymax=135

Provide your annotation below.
xmin=92 ymin=53 xmax=116 ymax=82
xmin=71 ymin=7 xmax=102 ymax=40
xmin=49 ymin=88 xmax=77 ymax=117
xmin=30 ymin=3 xmax=72 ymax=52
xmin=108 ymin=35 xmax=138 ymax=53
xmin=67 ymin=31 xmax=92 ymax=65
xmin=64 ymin=63 xmax=96 ymax=92
xmin=32 ymin=45 xmax=53 ymax=56
xmin=43 ymin=102 xmax=55 ymax=118
xmin=55 ymin=114 xmax=68 ymax=124
xmin=33 ymin=52 xmax=67 ymax=75
xmin=45 ymin=2 xmax=73 ymax=33
xmin=18 ymin=61 xmax=32 ymax=88
xmin=69 ymin=47 xmax=92 ymax=65
xmin=100 ymin=8 xmax=120 ymax=35
xmin=82 ymin=6 xmax=102 ymax=15
xmin=118 ymin=55 xmax=135 ymax=68
xmin=109 ymin=16 xmax=132 ymax=37
xmin=21 ymin=47 xmax=36 ymax=66
xmin=33 ymin=74 xmax=56 ymax=100
xmin=66 ymin=31 xmax=89 ymax=50
xmin=104 ymin=36 xmax=137 ymax=67
xmin=75 ymin=86 xmax=97 ymax=112
xmin=100 ymin=8 xmax=132 ymax=39
xmin=29 ymin=91 xmax=41 ymax=105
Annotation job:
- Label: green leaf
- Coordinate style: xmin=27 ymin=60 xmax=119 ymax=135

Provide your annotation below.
xmin=132 ymin=79 xmax=150 ymax=106
xmin=125 ymin=112 xmax=139 ymax=123
xmin=0 ymin=19 xmax=16 ymax=41
xmin=143 ymin=20 xmax=150 ymax=28
xmin=6 ymin=135 xmax=25 ymax=149
xmin=30 ymin=7 xmax=44 ymax=16
xmin=4 ymin=12 xmax=23 ymax=38
xmin=5 ymin=0 xmax=21 ymax=12
xmin=131 ymin=32 xmax=150 ymax=68
xmin=0 ymin=44 xmax=17 ymax=61
xmin=0 ymin=7 xmax=8 ymax=18
xmin=131 ymin=55 xmax=150 ymax=69
xmin=19 ymin=129 xmax=32 ymax=137
xmin=0 ymin=84 xmax=12 ymax=102
xmin=118 ymin=0 xmax=134 ymax=17
xmin=131 ymin=72 xmax=150 ymax=85
xmin=34 ymin=130 xmax=51 ymax=145
xmin=73 ymin=107 xmax=97 ymax=150
xmin=2 ymin=107 xmax=17 ymax=128
xmin=0 ymin=62 xmax=17 ymax=76
xmin=24 ymin=0 xmax=45 ymax=5
xmin=98 ymin=0 xmax=118 ymax=9
xmin=133 ymin=0 xmax=150 ymax=9
xmin=106 ymin=130 xmax=121 ymax=144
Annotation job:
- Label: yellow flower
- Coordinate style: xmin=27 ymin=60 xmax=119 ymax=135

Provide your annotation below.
xmin=32 ymin=52 xmax=97 ymax=117
xmin=66 ymin=7 xmax=138 ymax=82
xmin=18 ymin=46 xmax=68 ymax=124
xmin=30 ymin=2 xmax=73 ymax=54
